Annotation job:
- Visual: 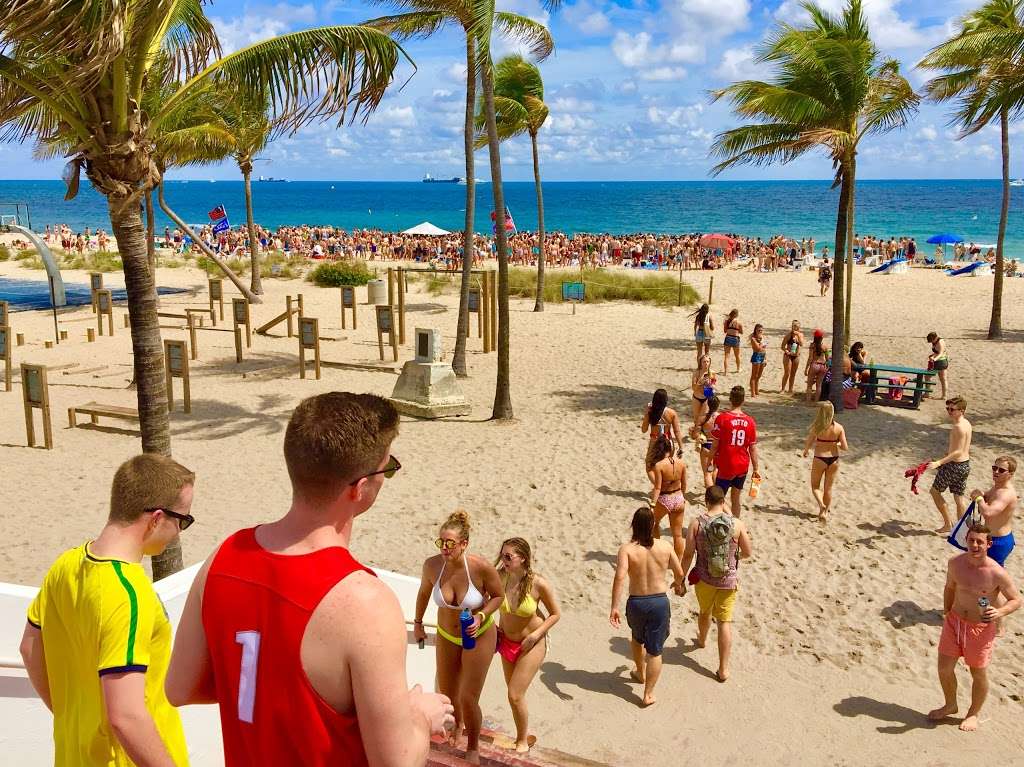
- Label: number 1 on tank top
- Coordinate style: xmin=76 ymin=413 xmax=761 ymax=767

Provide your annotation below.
xmin=236 ymin=630 xmax=261 ymax=723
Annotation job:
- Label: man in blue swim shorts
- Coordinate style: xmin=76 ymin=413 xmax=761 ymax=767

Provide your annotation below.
xmin=609 ymin=507 xmax=685 ymax=707
xmin=970 ymin=456 xmax=1018 ymax=567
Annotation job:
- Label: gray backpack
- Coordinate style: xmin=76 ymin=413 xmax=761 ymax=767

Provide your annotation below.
xmin=700 ymin=513 xmax=735 ymax=578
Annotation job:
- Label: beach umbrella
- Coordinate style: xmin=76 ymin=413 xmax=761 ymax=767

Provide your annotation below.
xmin=402 ymin=221 xmax=450 ymax=236
xmin=699 ymin=233 xmax=735 ymax=253
xmin=926 ymin=233 xmax=963 ymax=260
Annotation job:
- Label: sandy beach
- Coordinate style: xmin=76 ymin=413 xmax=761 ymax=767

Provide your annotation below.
xmin=1 ymin=253 xmax=1022 ymax=764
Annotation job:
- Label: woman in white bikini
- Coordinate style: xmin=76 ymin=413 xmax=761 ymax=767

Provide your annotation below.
xmin=493 ymin=538 xmax=561 ymax=753
xmin=413 ymin=511 xmax=503 ymax=764
xmin=802 ymin=402 xmax=849 ymax=521
xmin=647 ymin=434 xmax=688 ymax=558
xmin=641 ymin=388 xmax=683 ymax=470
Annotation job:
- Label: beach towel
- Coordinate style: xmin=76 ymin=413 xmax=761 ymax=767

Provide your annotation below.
xmin=947 ymin=501 xmax=981 ymax=552
xmin=904 ymin=462 xmax=929 ymax=494
xmin=888 ymin=375 xmax=908 ymax=400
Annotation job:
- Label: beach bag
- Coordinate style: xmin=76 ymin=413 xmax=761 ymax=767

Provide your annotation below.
xmin=842 ymin=387 xmax=860 ymax=410
xmin=700 ymin=513 xmax=735 ymax=579
xmin=947 ymin=501 xmax=981 ymax=552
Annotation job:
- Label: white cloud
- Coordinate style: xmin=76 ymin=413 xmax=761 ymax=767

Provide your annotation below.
xmin=376 ymin=105 xmax=416 ymax=128
xmin=212 ymin=16 xmax=290 ymax=54
xmin=775 ymin=0 xmax=934 ymax=50
xmin=612 ymin=31 xmax=654 ymax=68
xmin=668 ymin=0 xmax=751 ymax=38
xmin=715 ymin=46 xmax=761 ymax=81
xmin=443 ymin=62 xmax=467 ymax=84
xmin=564 ymin=1 xmax=612 ymax=35
xmin=917 ymin=125 xmax=938 ymax=141
xmin=641 ymin=66 xmax=687 ymax=82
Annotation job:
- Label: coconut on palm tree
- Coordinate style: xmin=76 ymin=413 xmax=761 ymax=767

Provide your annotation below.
xmin=0 ymin=1 xmax=407 ymax=577
xmin=365 ymin=0 xmax=554 ymax=377
xmin=920 ymin=0 xmax=1024 ymax=340
xmin=474 ymin=54 xmax=550 ymax=311
xmin=710 ymin=0 xmax=918 ymax=410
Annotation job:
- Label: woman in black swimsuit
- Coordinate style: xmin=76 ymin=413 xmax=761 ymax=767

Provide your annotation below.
xmin=722 ymin=309 xmax=743 ymax=374
xmin=780 ymin=320 xmax=804 ymax=394
xmin=802 ymin=401 xmax=848 ymax=521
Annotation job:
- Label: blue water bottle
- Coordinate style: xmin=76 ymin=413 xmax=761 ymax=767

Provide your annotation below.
xmin=460 ymin=609 xmax=477 ymax=650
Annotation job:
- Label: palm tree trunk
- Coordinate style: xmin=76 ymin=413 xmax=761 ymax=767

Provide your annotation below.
xmin=830 ymin=161 xmax=852 ymax=412
xmin=989 ymin=107 xmax=1009 ymax=340
xmin=242 ymin=165 xmax=264 ymax=295
xmin=144 ymin=189 xmax=156 ymax=276
xmin=157 ymin=182 xmax=262 ymax=304
xmin=844 ymin=158 xmax=855 ymax=337
xmin=453 ymin=33 xmax=476 ymax=378
xmin=482 ymin=60 xmax=513 ymax=419
xmin=531 ymin=130 xmax=545 ymax=312
xmin=107 ymin=196 xmax=183 ymax=579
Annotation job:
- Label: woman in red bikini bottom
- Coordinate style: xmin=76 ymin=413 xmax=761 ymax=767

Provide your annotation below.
xmin=494 ymin=538 xmax=562 ymax=753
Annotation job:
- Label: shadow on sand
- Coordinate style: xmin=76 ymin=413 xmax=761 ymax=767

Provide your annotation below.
xmin=833 ymin=696 xmax=936 ymax=735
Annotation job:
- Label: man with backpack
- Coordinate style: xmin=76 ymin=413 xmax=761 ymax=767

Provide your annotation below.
xmin=680 ymin=486 xmax=753 ymax=683
xmin=818 ymin=257 xmax=832 ymax=296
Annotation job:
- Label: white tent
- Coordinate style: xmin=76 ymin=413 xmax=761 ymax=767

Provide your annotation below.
xmin=402 ymin=221 xmax=450 ymax=236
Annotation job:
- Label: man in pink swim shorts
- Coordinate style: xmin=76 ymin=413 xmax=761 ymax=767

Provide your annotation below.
xmin=928 ymin=524 xmax=1021 ymax=732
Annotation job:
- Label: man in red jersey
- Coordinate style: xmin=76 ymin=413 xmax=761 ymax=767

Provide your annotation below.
xmin=166 ymin=392 xmax=453 ymax=766
xmin=709 ymin=386 xmax=760 ymax=517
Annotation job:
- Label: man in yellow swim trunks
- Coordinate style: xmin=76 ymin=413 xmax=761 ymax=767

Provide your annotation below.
xmin=19 ymin=454 xmax=196 ymax=766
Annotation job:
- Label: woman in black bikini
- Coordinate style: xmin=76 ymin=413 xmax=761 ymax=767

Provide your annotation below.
xmin=690 ymin=354 xmax=715 ymax=430
xmin=780 ymin=320 xmax=804 ymax=394
xmin=641 ymin=388 xmax=683 ymax=470
xmin=802 ymin=401 xmax=848 ymax=521
xmin=722 ymin=309 xmax=743 ymax=374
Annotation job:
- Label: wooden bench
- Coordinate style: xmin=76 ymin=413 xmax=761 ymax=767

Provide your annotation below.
xmin=857 ymin=364 xmax=936 ymax=409
xmin=68 ymin=401 xmax=140 ymax=429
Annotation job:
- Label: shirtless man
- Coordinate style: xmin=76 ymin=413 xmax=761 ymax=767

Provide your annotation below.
xmin=928 ymin=525 xmax=1021 ymax=732
xmin=969 ymin=456 xmax=1018 ymax=567
xmin=609 ymin=507 xmax=685 ymax=707
xmin=927 ymin=395 xmax=972 ymax=533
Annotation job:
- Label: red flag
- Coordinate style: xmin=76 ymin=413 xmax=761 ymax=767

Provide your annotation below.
xmin=208 ymin=204 xmax=226 ymax=221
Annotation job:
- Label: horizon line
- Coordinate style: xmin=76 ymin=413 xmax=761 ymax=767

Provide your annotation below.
xmin=0 ymin=176 xmax=1017 ymax=184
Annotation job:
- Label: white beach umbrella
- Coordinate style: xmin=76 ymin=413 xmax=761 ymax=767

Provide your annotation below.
xmin=402 ymin=221 xmax=450 ymax=236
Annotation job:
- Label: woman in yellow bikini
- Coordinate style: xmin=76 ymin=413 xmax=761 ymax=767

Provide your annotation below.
xmin=802 ymin=402 xmax=849 ymax=521
xmin=413 ymin=511 xmax=503 ymax=764
xmin=493 ymin=538 xmax=561 ymax=753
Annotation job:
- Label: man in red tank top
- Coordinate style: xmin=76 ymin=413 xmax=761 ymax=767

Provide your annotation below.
xmin=710 ymin=385 xmax=760 ymax=517
xmin=167 ymin=393 xmax=454 ymax=766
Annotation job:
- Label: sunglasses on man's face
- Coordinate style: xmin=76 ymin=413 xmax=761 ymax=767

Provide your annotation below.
xmin=145 ymin=507 xmax=195 ymax=532
xmin=434 ymin=538 xmax=461 ymax=551
xmin=349 ymin=455 xmax=401 ymax=486
xmin=992 ymin=465 xmax=1010 ymax=474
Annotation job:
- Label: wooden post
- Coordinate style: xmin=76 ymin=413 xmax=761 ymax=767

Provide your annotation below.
xmin=89 ymin=272 xmax=103 ymax=313
xmin=96 ymin=289 xmax=114 ymax=336
xmin=59 ymin=330 xmax=68 ymax=341
xmin=164 ymin=339 xmax=191 ymax=414
xmin=0 ymin=300 xmax=8 ymax=327
xmin=480 ymin=276 xmax=490 ymax=352
xmin=123 ymin=313 xmax=130 ymax=328
xmin=21 ymin=363 xmax=52 ymax=449
xmin=375 ymin=305 xmax=398 ymax=362
xmin=708 ymin=275 xmax=714 ymax=305
xmin=299 ymin=317 xmax=321 ymax=380
xmin=16 ymin=333 xmax=25 ymax=347
xmin=387 ymin=268 xmax=395 ymax=308
xmin=468 ymin=287 xmax=482 ymax=339
xmin=340 ymin=286 xmax=357 ymax=329
xmin=233 ymin=325 xmax=243 ymax=363
xmin=209 ymin=278 xmax=224 ymax=324
xmin=44 ymin=341 xmax=53 ymax=349
xmin=488 ymin=270 xmax=498 ymax=354
xmin=87 ymin=328 xmax=95 ymax=343
xmin=396 ymin=268 xmax=406 ymax=345
xmin=286 ymin=296 xmax=295 ymax=338
xmin=677 ymin=267 xmax=684 ymax=307
xmin=188 ymin=314 xmax=198 ymax=360
xmin=297 ymin=293 xmax=304 ymax=320
xmin=0 ymin=325 xmax=10 ymax=392
xmin=233 ymin=298 xmax=251 ymax=348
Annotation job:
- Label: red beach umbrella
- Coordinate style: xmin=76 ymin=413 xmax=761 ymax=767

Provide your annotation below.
xmin=699 ymin=233 xmax=735 ymax=251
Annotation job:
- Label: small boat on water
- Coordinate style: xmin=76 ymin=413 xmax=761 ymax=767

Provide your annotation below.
xmin=1010 ymin=179 xmax=1024 ymax=187
xmin=423 ymin=173 xmax=462 ymax=183
xmin=258 ymin=175 xmax=288 ymax=183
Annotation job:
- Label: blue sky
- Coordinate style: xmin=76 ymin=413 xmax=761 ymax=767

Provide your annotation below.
xmin=2 ymin=0 xmax=1021 ymax=181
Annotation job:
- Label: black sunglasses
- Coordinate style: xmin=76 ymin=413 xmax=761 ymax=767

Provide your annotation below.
xmin=992 ymin=465 xmax=1010 ymax=474
xmin=350 ymin=455 xmax=401 ymax=486
xmin=145 ymin=507 xmax=195 ymax=531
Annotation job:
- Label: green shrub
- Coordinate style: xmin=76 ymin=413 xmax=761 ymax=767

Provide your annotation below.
xmin=0 ymin=243 xmax=10 ymax=261
xmin=18 ymin=254 xmax=44 ymax=269
xmin=90 ymin=251 xmax=123 ymax=272
xmin=505 ymin=268 xmax=698 ymax=307
xmin=260 ymin=250 xmax=305 ymax=280
xmin=161 ymin=258 xmax=184 ymax=269
xmin=60 ymin=252 xmax=88 ymax=270
xmin=15 ymin=247 xmax=36 ymax=260
xmin=308 ymin=259 xmax=373 ymax=287
xmin=197 ymin=254 xmax=249 ymax=275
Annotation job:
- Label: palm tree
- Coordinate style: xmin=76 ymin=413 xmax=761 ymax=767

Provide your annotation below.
xmin=1 ymin=2 xmax=406 ymax=577
xmin=710 ymin=0 xmax=918 ymax=410
xmin=365 ymin=1 xmax=553 ymax=378
xmin=475 ymin=54 xmax=550 ymax=311
xmin=216 ymin=89 xmax=275 ymax=295
xmin=920 ymin=0 xmax=1024 ymax=340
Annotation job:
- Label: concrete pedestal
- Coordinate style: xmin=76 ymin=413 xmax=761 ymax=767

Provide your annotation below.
xmin=390 ymin=361 xmax=471 ymax=419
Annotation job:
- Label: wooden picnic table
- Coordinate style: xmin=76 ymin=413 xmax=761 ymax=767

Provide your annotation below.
xmin=858 ymin=363 xmax=936 ymax=409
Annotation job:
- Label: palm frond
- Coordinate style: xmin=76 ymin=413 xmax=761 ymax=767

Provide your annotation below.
xmin=493 ymin=12 xmax=554 ymax=61
xmin=361 ymin=10 xmax=454 ymax=40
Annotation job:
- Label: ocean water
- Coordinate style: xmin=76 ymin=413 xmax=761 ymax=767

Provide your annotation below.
xmin=1 ymin=178 xmax=1021 ymax=254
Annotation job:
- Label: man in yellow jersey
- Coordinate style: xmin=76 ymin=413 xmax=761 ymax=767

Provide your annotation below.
xmin=19 ymin=454 xmax=195 ymax=766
